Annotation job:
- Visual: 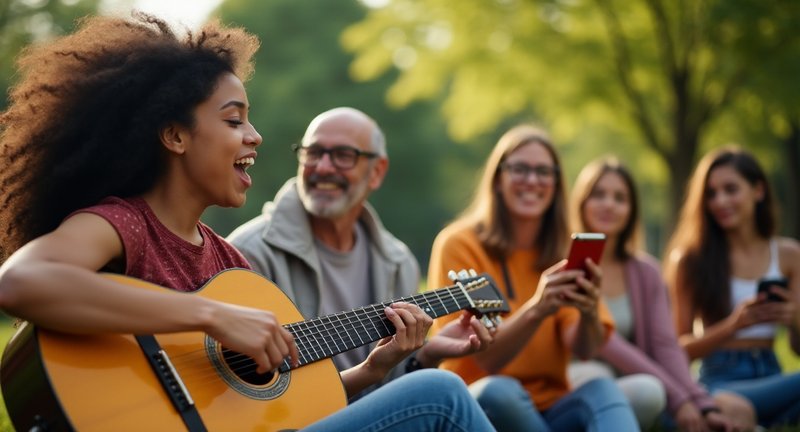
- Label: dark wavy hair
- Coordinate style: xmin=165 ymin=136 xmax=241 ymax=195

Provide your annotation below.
xmin=665 ymin=146 xmax=777 ymax=323
xmin=0 ymin=12 xmax=259 ymax=263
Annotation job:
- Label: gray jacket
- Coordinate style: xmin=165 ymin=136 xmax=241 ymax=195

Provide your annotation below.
xmin=227 ymin=178 xmax=420 ymax=397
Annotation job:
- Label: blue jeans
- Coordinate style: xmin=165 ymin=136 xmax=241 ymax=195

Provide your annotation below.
xmin=301 ymin=369 xmax=496 ymax=431
xmin=700 ymin=348 xmax=800 ymax=427
xmin=469 ymin=375 xmax=639 ymax=432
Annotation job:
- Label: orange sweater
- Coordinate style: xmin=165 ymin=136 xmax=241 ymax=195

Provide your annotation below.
xmin=428 ymin=223 xmax=614 ymax=410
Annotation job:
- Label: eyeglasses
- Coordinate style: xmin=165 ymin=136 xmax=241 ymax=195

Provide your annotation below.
xmin=500 ymin=162 xmax=558 ymax=184
xmin=292 ymin=144 xmax=379 ymax=170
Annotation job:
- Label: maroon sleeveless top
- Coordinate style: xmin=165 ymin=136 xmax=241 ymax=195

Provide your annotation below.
xmin=75 ymin=197 xmax=251 ymax=292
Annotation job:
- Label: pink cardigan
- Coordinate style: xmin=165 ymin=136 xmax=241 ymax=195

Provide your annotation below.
xmin=598 ymin=253 xmax=717 ymax=415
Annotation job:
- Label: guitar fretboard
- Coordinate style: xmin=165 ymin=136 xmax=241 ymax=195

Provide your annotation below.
xmin=278 ymin=284 xmax=473 ymax=372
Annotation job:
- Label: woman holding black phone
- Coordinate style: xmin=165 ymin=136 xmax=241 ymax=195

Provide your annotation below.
xmin=568 ymin=157 xmax=754 ymax=431
xmin=665 ymin=146 xmax=800 ymax=427
xmin=426 ymin=125 xmax=638 ymax=431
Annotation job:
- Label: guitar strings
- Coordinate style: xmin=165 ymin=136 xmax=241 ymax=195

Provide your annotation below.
xmin=166 ymin=289 xmax=477 ymax=382
xmin=167 ymin=292 xmax=471 ymax=383
xmin=168 ymin=290 xmax=471 ymax=379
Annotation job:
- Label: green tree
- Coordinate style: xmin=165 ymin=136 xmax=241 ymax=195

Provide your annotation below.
xmin=717 ymin=4 xmax=800 ymax=238
xmin=343 ymin=0 xmax=800 ymax=231
xmin=1 ymin=0 xmax=102 ymax=111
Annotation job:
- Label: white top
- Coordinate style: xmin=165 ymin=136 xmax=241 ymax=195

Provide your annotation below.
xmin=731 ymin=239 xmax=783 ymax=339
xmin=605 ymin=292 xmax=634 ymax=341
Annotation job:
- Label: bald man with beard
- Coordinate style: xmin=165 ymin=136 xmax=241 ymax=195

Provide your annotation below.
xmin=228 ymin=107 xmax=494 ymax=401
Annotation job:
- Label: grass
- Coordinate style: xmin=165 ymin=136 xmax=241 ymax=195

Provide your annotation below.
xmin=0 ymin=319 xmax=797 ymax=431
xmin=775 ymin=327 xmax=800 ymax=372
xmin=0 ymin=320 xmax=17 ymax=432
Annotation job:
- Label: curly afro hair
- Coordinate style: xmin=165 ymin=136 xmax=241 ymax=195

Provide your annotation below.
xmin=0 ymin=12 xmax=260 ymax=262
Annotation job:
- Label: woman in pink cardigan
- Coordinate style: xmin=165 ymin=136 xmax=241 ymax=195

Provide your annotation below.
xmin=567 ymin=157 xmax=755 ymax=431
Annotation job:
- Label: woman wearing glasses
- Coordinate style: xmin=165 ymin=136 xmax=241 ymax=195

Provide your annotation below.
xmin=426 ymin=125 xmax=638 ymax=431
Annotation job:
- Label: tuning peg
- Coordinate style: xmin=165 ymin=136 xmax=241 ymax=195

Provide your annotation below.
xmin=447 ymin=270 xmax=458 ymax=281
xmin=491 ymin=315 xmax=503 ymax=326
xmin=468 ymin=269 xmax=477 ymax=277
xmin=457 ymin=269 xmax=470 ymax=279
xmin=480 ymin=316 xmax=495 ymax=329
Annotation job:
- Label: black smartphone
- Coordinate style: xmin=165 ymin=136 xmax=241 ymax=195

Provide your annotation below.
xmin=564 ymin=233 xmax=606 ymax=273
xmin=757 ymin=277 xmax=788 ymax=302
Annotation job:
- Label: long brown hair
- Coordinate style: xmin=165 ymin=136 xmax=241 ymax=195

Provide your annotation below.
xmin=570 ymin=157 xmax=642 ymax=260
xmin=664 ymin=146 xmax=777 ymax=323
xmin=455 ymin=124 xmax=569 ymax=270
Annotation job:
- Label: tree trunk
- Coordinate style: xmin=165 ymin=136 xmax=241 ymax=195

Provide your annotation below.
xmin=665 ymin=143 xmax=696 ymax=238
xmin=665 ymin=67 xmax=701 ymax=243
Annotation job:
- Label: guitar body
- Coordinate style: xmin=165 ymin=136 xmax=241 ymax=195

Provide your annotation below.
xmin=1 ymin=269 xmax=347 ymax=431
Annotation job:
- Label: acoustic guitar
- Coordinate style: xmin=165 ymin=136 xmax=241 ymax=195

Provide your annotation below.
xmin=1 ymin=268 xmax=507 ymax=431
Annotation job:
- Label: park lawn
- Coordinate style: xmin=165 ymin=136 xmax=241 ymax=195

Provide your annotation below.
xmin=0 ymin=319 xmax=797 ymax=431
xmin=0 ymin=320 xmax=15 ymax=432
xmin=775 ymin=327 xmax=800 ymax=371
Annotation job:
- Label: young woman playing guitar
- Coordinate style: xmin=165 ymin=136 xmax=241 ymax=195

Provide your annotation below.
xmin=0 ymin=12 xmax=494 ymax=432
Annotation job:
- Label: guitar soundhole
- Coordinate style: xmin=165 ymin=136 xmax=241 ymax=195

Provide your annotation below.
xmin=221 ymin=348 xmax=274 ymax=385
xmin=206 ymin=335 xmax=290 ymax=400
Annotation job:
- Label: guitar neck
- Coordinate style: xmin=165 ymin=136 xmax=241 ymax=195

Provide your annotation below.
xmin=279 ymin=284 xmax=472 ymax=372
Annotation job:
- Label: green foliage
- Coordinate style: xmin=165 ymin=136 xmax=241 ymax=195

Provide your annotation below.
xmin=343 ymin=0 xmax=800 ymax=236
xmin=0 ymin=319 xmax=17 ymax=432
xmin=0 ymin=0 xmax=102 ymax=112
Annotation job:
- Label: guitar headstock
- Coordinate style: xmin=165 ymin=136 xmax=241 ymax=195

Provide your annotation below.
xmin=447 ymin=269 xmax=510 ymax=328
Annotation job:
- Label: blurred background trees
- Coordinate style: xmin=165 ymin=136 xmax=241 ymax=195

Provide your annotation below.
xmin=340 ymin=0 xmax=800 ymax=247
xmin=2 ymin=0 xmax=799 ymax=268
xmin=1 ymin=0 xmax=102 ymax=111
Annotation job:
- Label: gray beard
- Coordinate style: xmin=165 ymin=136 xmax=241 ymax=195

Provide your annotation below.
xmin=299 ymin=177 xmax=370 ymax=219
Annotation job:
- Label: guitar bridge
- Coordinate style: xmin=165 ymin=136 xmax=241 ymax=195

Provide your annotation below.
xmin=154 ymin=349 xmax=195 ymax=410
xmin=135 ymin=334 xmax=208 ymax=432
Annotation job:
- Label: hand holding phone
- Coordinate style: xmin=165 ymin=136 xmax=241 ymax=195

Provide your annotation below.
xmin=757 ymin=277 xmax=788 ymax=302
xmin=564 ymin=233 xmax=606 ymax=273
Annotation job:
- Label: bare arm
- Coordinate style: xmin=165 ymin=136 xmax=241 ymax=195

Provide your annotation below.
xmin=0 ymin=213 xmax=298 ymax=373
xmin=670 ymin=252 xmax=795 ymax=361
xmin=471 ymin=299 xmax=547 ymax=373
xmin=563 ymin=259 xmax=606 ymax=360
xmin=339 ymin=302 xmax=432 ymax=397
xmin=669 ymin=254 xmax=737 ymax=361
xmin=473 ymin=261 xmax=587 ymax=372
xmin=414 ymin=311 xmax=495 ymax=368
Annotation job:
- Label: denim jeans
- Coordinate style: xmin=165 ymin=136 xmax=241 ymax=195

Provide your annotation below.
xmin=700 ymin=348 xmax=800 ymax=427
xmin=569 ymin=359 xmax=666 ymax=429
xmin=301 ymin=369 xmax=496 ymax=432
xmin=469 ymin=375 xmax=639 ymax=432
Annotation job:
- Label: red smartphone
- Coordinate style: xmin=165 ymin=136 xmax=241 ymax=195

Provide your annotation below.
xmin=564 ymin=233 xmax=606 ymax=273
xmin=757 ymin=277 xmax=788 ymax=302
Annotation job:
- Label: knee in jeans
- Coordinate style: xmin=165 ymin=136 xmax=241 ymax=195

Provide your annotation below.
xmin=469 ymin=375 xmax=530 ymax=408
xmin=411 ymin=369 xmax=468 ymax=392
xmin=582 ymin=376 xmax=616 ymax=391
xmin=581 ymin=377 xmax=628 ymax=403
